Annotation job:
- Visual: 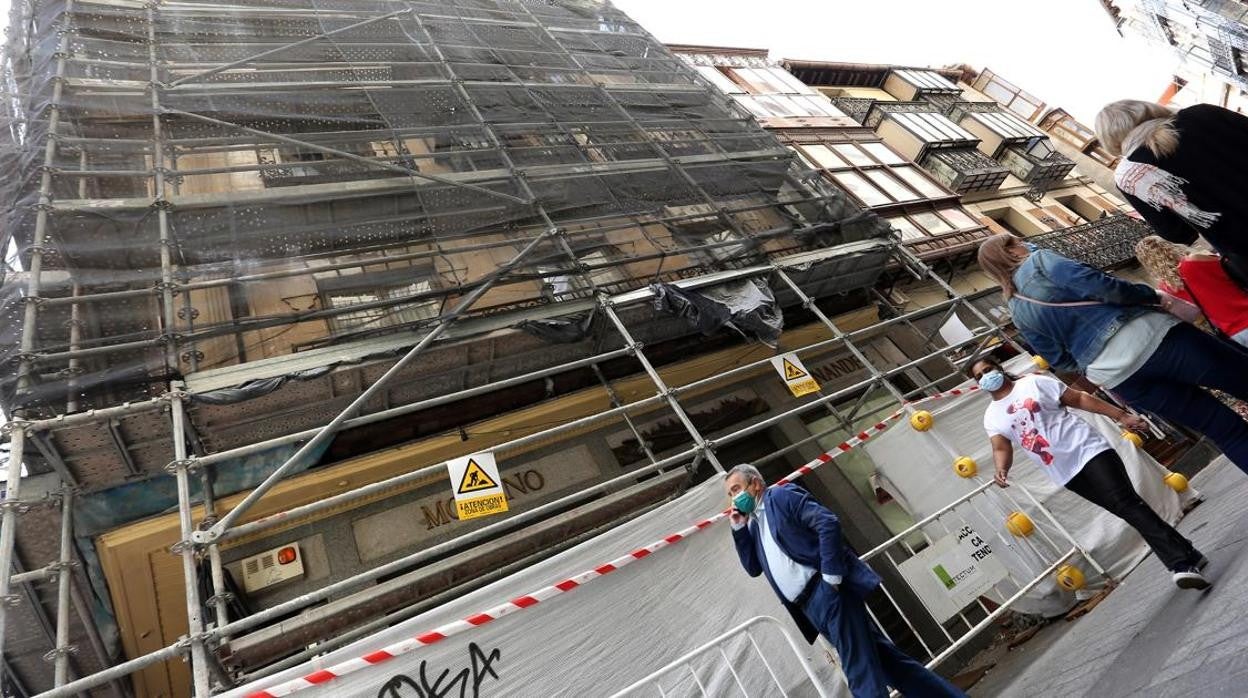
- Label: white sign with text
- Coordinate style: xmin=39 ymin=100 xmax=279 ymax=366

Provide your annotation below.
xmin=896 ymin=524 xmax=1009 ymax=623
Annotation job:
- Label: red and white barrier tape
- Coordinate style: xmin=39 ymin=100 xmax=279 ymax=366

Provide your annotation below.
xmin=246 ymin=385 xmax=979 ymax=697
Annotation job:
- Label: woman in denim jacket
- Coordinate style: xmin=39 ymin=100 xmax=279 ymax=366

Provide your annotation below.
xmin=977 ymin=234 xmax=1248 ymax=473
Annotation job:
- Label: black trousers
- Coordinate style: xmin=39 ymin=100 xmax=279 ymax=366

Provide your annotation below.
xmin=1064 ymin=449 xmax=1198 ymax=571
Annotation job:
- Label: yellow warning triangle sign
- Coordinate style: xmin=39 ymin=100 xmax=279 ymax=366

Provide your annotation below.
xmin=457 ymin=459 xmax=500 ymax=494
xmin=782 ymin=358 xmax=808 ymax=382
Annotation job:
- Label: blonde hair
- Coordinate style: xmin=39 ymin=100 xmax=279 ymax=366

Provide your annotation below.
xmin=1134 ymin=235 xmax=1186 ymax=291
xmin=977 ymin=234 xmax=1025 ymax=299
xmin=1094 ymin=99 xmax=1179 ymax=158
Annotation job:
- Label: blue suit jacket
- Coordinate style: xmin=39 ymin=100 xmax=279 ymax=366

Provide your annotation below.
xmin=732 ymin=484 xmax=882 ymax=643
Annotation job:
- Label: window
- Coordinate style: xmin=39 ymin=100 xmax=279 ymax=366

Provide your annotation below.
xmin=791 ymin=138 xmax=951 ymax=207
xmin=887 ymin=208 xmax=981 ymax=241
xmin=764 ymin=67 xmax=818 ymax=94
xmin=864 ymin=170 xmax=920 ymax=202
xmin=893 ymin=166 xmax=948 ymax=198
xmin=861 ymin=142 xmax=906 ymax=165
xmin=672 ymin=215 xmax=755 ymax=265
xmin=748 ymin=94 xmax=845 ymax=118
xmin=702 ymin=228 xmax=751 ymax=262
xmin=321 ymin=276 xmax=440 ymax=333
xmin=891 ymin=112 xmax=977 ymax=144
xmin=734 ymin=95 xmax=775 ymax=118
xmin=911 ymin=211 xmax=955 ymax=235
xmin=832 ymin=143 xmax=875 ymax=167
xmin=536 ymin=249 xmax=625 ymax=297
xmin=832 ymin=171 xmax=892 ymax=207
xmin=888 ymin=216 xmax=926 ymax=241
xmin=315 ymin=260 xmax=441 ymax=334
xmin=969 ymin=111 xmax=1046 ymax=140
xmin=694 ymin=66 xmax=744 ymax=94
xmin=936 ymin=207 xmax=981 ymax=230
xmin=800 ymin=144 xmax=848 ymax=169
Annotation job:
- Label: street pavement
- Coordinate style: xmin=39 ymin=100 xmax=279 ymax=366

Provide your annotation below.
xmin=969 ymin=456 xmax=1248 ymax=698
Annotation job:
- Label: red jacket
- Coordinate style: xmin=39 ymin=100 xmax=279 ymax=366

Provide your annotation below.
xmin=1162 ymin=257 xmax=1248 ymax=336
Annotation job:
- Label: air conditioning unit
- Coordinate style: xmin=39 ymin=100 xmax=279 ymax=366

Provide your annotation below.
xmin=240 ymin=542 xmax=305 ymax=593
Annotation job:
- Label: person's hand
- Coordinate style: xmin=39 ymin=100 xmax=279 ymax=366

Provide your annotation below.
xmin=994 ymin=463 xmax=1010 ymax=488
xmin=729 ymin=509 xmax=747 ymax=527
xmin=1119 ymin=413 xmax=1149 ymax=432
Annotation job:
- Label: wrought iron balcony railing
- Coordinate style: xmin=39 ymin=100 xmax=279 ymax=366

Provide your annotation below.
xmin=1028 ymin=214 xmax=1152 ymax=269
xmin=920 ymin=147 xmax=1010 ymax=193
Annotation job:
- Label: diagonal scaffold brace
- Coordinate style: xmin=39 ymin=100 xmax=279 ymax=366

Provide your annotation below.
xmin=190 ymin=226 xmax=561 ymax=545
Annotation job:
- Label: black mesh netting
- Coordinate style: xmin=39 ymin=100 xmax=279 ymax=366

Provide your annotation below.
xmin=0 ymin=0 xmax=895 ymax=414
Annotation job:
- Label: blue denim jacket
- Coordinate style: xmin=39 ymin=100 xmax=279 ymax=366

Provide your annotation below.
xmin=1008 ymin=249 xmax=1159 ymax=373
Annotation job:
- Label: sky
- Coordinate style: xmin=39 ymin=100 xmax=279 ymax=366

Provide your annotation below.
xmin=613 ymin=0 xmax=1180 ymax=124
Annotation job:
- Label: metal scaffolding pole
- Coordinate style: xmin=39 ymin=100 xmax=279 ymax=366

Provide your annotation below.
xmin=199 ymin=470 xmax=231 ymax=641
xmin=170 ymin=393 xmax=212 ymax=697
xmin=601 ymin=301 xmax=725 ymax=473
xmin=163 ymin=108 xmax=528 ymax=206
xmin=193 ymin=227 xmax=559 ymax=544
xmin=166 ymin=8 xmax=413 ymax=87
xmin=50 ymin=490 xmax=74 ymax=687
xmin=0 ymin=1 xmax=72 ymax=680
xmin=37 ymin=308 xmax=1004 ymax=696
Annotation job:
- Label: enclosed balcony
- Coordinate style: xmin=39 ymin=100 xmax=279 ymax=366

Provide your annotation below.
xmin=919 ymin=147 xmax=1010 ymax=193
xmin=882 ymin=68 xmax=963 ymax=102
xmin=997 ymin=138 xmax=1077 ymax=189
xmin=947 ymin=101 xmax=1049 ymax=158
xmin=864 ymin=102 xmax=979 ymax=162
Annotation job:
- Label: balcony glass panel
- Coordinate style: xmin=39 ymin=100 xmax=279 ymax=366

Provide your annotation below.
xmin=862 ymin=142 xmax=906 ymax=165
xmin=865 ymin=170 xmax=920 ymax=201
xmin=833 ymin=143 xmax=875 ymax=167
xmin=832 ymin=171 xmax=892 ymax=206
xmin=912 ymin=211 xmax=955 ymax=234
xmin=893 ymin=166 xmax=948 ymax=198
xmin=694 ymin=65 xmax=744 ymax=94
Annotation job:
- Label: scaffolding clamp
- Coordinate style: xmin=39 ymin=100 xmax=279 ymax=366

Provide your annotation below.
xmin=0 ymin=498 xmax=33 ymax=515
xmin=42 ymin=644 xmax=80 ymax=663
xmin=162 ymin=389 xmax=191 ymax=403
xmin=164 ymin=457 xmax=200 ymax=475
xmin=205 ymin=591 xmax=235 ymax=607
xmin=0 ymin=419 xmax=32 ymax=436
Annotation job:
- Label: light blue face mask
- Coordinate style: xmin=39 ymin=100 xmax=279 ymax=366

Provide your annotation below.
xmin=978 ymin=370 xmax=1006 ymax=392
xmin=733 ymin=489 xmax=757 ymax=516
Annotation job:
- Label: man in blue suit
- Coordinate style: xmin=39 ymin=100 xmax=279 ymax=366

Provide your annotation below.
xmin=726 ymin=464 xmax=965 ymax=698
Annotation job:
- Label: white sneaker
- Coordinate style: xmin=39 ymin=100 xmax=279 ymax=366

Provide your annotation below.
xmin=1173 ymin=566 xmax=1211 ymax=590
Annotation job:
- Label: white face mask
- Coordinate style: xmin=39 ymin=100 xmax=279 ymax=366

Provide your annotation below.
xmin=978 ymin=370 xmax=1006 ymax=392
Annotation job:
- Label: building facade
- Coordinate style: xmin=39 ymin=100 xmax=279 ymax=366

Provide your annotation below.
xmin=1104 ymin=0 xmax=1248 ymax=110
xmin=0 ymin=2 xmax=1012 ymax=696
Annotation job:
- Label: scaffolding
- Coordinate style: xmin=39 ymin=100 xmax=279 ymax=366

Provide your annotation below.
xmin=0 ymin=1 xmax=1022 ymax=695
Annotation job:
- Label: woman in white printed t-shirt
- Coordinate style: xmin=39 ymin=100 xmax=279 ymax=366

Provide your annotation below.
xmin=969 ymin=356 xmax=1210 ymax=591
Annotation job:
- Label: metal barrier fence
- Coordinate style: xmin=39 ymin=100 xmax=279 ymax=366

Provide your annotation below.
xmin=613 ymin=477 xmax=1099 ymax=698
xmin=608 ymin=616 xmax=841 ymax=698
xmin=858 ymin=477 xmax=1108 ymax=674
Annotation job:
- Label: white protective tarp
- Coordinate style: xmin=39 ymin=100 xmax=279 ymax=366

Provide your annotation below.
xmin=865 ymin=356 xmax=1199 ymax=617
xmin=226 ymin=475 xmax=850 ymax=698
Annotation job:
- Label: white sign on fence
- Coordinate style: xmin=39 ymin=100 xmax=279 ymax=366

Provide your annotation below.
xmin=896 ymin=524 xmax=1008 ymax=623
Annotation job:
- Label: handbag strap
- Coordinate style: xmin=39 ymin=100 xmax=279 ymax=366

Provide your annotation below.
xmin=1012 ymin=292 xmax=1102 ymax=308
